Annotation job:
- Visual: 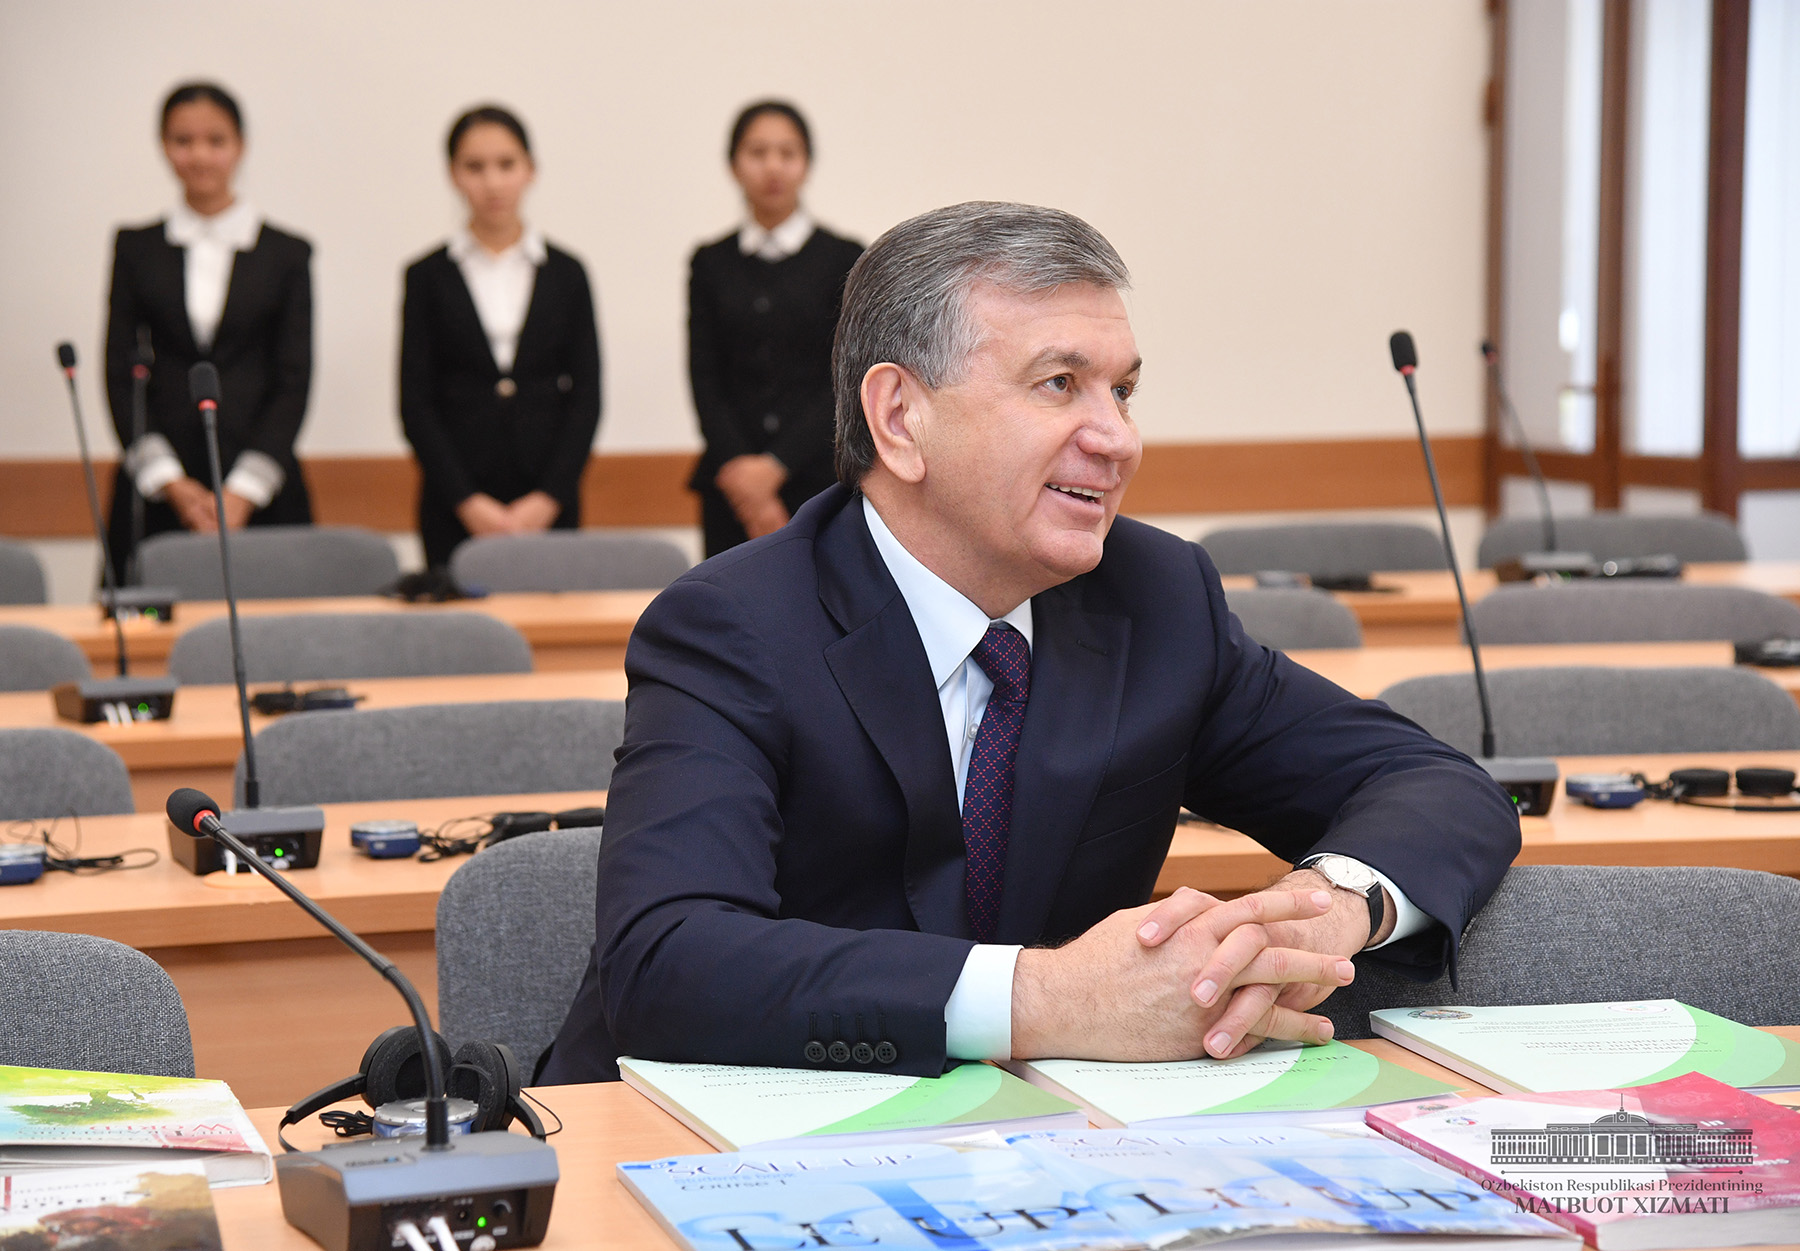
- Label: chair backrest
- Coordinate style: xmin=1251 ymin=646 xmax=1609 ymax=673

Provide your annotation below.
xmin=0 ymin=728 xmax=135 ymax=819
xmin=0 ymin=624 xmax=91 ymax=691
xmin=1478 ymin=510 xmax=1748 ymax=567
xmin=1322 ymin=865 xmax=1800 ymax=1038
xmin=0 ymin=931 xmax=194 ymax=1076
xmin=167 ymin=612 xmax=533 ymax=684
xmin=449 ymin=532 xmax=691 ymax=593
xmin=0 ymin=539 xmax=48 ymax=604
xmin=1224 ymin=587 xmax=1363 ymax=650
xmin=1470 ymin=583 xmax=1800 ymax=644
xmin=436 ymin=828 xmax=602 ymax=1076
xmin=240 ymin=699 xmax=625 ymax=806
xmin=1377 ymin=665 xmax=1800 ymax=756
xmin=1198 ymin=522 xmax=1447 ymax=577
xmin=139 ymin=525 xmax=401 ymax=599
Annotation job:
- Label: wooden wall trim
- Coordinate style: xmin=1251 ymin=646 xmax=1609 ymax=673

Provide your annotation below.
xmin=0 ymin=436 xmax=1485 ymax=539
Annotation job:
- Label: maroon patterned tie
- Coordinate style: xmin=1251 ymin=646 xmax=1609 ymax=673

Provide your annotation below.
xmin=961 ymin=624 xmax=1031 ymax=942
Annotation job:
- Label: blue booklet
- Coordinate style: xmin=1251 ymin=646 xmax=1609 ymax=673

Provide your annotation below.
xmin=619 ymin=1124 xmax=1575 ymax=1250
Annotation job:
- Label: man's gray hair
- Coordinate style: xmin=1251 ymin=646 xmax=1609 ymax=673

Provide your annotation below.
xmin=831 ymin=202 xmax=1131 ymax=485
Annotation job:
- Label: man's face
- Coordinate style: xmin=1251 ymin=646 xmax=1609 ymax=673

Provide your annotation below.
xmin=909 ymin=280 xmax=1142 ymax=608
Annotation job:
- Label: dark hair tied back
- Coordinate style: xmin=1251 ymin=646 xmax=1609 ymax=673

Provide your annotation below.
xmin=729 ymin=100 xmax=811 ymax=162
xmin=447 ymin=105 xmax=532 ymax=162
xmin=161 ymin=82 xmax=243 ymax=138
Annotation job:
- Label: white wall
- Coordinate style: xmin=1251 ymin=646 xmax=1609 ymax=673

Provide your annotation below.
xmin=0 ymin=0 xmax=1492 ymax=463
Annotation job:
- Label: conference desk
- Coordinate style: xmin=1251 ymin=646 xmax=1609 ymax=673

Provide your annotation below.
xmin=1157 ymin=749 xmax=1800 ymax=897
xmin=220 ymin=1031 xmax=1800 ymax=1251
xmin=0 ymin=669 xmax=629 ymax=811
xmin=1287 ymin=640 xmax=1800 ymax=705
xmin=0 ymin=589 xmax=656 ymax=675
xmin=0 ymin=790 xmax=603 ymax=1108
xmin=1222 ymin=561 xmax=1800 ymax=646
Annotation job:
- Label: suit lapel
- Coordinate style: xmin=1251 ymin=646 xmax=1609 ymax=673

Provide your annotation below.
xmin=509 ymin=259 xmax=550 ymax=374
xmin=441 ymin=254 xmax=502 ymax=376
xmin=994 ymin=580 xmax=1131 ymax=943
xmin=209 ymin=226 xmax=263 ymax=358
xmin=816 ymin=497 xmax=967 ymax=938
xmin=147 ymin=231 xmax=198 ymax=358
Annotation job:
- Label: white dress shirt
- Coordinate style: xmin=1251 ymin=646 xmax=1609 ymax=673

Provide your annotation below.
xmin=737 ymin=207 xmax=815 ymax=261
xmin=448 ymin=225 xmax=546 ymax=373
xmin=134 ymin=200 xmax=283 ymax=508
xmin=861 ymin=497 xmax=1426 ymax=1062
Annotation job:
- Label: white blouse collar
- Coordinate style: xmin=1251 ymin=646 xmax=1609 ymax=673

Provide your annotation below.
xmin=165 ymin=198 xmax=261 ymax=251
xmin=448 ymin=224 xmax=547 ymax=266
xmin=739 ymin=207 xmax=815 ymax=261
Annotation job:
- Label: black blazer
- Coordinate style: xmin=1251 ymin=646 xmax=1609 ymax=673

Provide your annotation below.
xmin=399 ymin=243 xmax=602 ymax=568
xmin=687 ymin=226 xmax=862 ymax=500
xmin=103 ymin=220 xmax=314 ymax=579
xmin=538 ymin=485 xmax=1520 ymax=1083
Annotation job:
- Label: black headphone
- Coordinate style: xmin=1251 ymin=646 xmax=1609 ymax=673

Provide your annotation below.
xmin=1634 ymin=766 xmax=1800 ymax=812
xmin=278 ymin=1026 xmax=546 ymax=1151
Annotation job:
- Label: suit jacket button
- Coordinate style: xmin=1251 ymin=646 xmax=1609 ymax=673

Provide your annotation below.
xmin=556 ymin=374 xmax=573 ymax=393
xmin=852 ymin=1042 xmax=874 ymax=1065
xmin=752 ymin=295 xmax=772 ymax=314
xmin=495 ymin=377 xmax=517 ymax=398
xmin=827 ymin=1041 xmax=850 ymax=1063
xmin=804 ymin=1041 xmax=827 ymax=1063
xmin=874 ymin=1042 xmax=897 ymax=1064
xmin=762 ymin=413 xmax=780 ymax=433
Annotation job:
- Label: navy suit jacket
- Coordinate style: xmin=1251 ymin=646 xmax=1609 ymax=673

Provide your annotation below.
xmin=539 ymin=485 xmax=1519 ymax=1084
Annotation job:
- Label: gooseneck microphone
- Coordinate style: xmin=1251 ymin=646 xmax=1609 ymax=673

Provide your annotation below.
xmin=1481 ymin=339 xmax=1557 ymax=552
xmin=1389 ymin=331 xmax=1558 ymax=815
xmin=128 ymin=327 xmax=154 ymax=582
xmin=163 ymin=364 xmax=324 ymax=876
xmin=46 ymin=344 xmax=177 ymax=725
xmin=166 ymin=786 xmax=453 ymax=1145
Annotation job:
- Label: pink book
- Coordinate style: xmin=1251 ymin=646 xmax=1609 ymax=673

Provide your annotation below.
xmin=1366 ymin=1073 xmax=1800 ymax=1250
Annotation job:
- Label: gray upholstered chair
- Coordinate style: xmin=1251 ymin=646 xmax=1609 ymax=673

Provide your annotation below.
xmin=1470 ymin=583 xmax=1800 ymax=645
xmin=1323 ymin=866 xmax=1800 ymax=1038
xmin=450 ymin=532 xmax=690 ymax=593
xmin=239 ymin=699 xmax=624 ymax=806
xmin=138 ymin=525 xmax=401 ymax=600
xmin=1225 ymin=588 xmax=1363 ymax=650
xmin=0 ymin=931 xmax=195 ymax=1075
xmin=0 ymin=625 xmax=91 ymax=691
xmin=1377 ymin=666 xmax=1800 ymax=756
xmin=167 ymin=611 xmax=532 ymax=684
xmin=1198 ymin=522 xmax=1447 ymax=577
xmin=0 ymin=728 xmax=135 ymax=819
xmin=0 ymin=540 xmax=48 ymax=604
xmin=1478 ymin=510 xmax=1748 ymax=568
xmin=437 ymin=828 xmax=602 ymax=1076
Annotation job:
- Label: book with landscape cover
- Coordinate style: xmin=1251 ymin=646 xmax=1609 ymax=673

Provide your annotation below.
xmin=1366 ymin=1072 xmax=1800 ymax=1250
xmin=0 ymin=1159 xmax=222 ymax=1250
xmin=617 ymin=1057 xmax=1085 ymax=1151
xmin=1370 ymin=1002 xmax=1800 ymax=1095
xmin=1008 ymin=1038 xmax=1460 ymax=1127
xmin=0 ymin=1063 xmax=271 ymax=1187
xmin=619 ymin=1124 xmax=1576 ymax=1251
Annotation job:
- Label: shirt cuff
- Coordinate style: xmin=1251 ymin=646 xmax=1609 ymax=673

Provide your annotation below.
xmin=222 ymin=450 xmax=285 ymax=509
xmin=1361 ymin=863 xmax=1429 ymax=949
xmin=944 ymin=943 xmax=1022 ymax=1061
xmin=124 ymin=434 xmax=184 ymax=500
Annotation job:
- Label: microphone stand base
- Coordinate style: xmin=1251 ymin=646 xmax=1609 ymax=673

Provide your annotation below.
xmin=1480 ymin=756 xmax=1560 ymax=817
xmin=99 ymin=585 xmax=180 ymax=623
xmin=275 ymin=1130 xmax=556 ymax=1251
xmin=52 ymin=676 xmax=178 ymax=724
xmin=166 ymin=805 xmax=326 ymax=874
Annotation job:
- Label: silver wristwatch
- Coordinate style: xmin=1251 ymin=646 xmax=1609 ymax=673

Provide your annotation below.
xmin=1297 ymin=853 xmax=1385 ymax=949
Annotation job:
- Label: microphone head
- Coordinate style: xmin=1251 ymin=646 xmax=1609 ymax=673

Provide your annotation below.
xmin=166 ymin=787 xmax=221 ymax=836
xmin=135 ymin=326 xmax=155 ymax=368
xmin=1480 ymin=339 xmax=1497 ymax=364
xmin=188 ymin=361 xmax=222 ymax=408
xmin=1389 ymin=331 xmax=1418 ymax=373
xmin=56 ymin=343 xmax=76 ymax=370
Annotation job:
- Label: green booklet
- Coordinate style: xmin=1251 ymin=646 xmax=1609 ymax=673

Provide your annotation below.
xmin=617 ymin=1058 xmax=1085 ymax=1151
xmin=1007 ymin=1040 xmax=1459 ymax=1127
xmin=1370 ymin=1000 xmax=1800 ymax=1094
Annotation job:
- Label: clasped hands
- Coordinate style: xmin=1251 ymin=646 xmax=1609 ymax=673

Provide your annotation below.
xmin=456 ymin=490 xmax=561 ymax=538
xmin=1012 ymin=873 xmax=1376 ymax=1064
xmin=715 ymin=453 xmax=789 ymax=539
xmin=164 ymin=476 xmax=253 ymax=532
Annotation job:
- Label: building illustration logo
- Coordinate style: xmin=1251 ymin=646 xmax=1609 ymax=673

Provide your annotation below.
xmin=1490 ymin=1096 xmax=1753 ymax=1168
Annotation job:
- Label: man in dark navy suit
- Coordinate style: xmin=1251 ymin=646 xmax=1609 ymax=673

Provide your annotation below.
xmin=540 ymin=202 xmax=1518 ymax=1084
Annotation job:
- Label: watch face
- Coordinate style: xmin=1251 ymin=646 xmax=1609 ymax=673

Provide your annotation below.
xmin=1313 ymin=855 xmax=1377 ymax=893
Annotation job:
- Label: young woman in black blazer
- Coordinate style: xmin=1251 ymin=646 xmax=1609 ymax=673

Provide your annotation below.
xmin=104 ymin=82 xmax=313 ymax=582
xmin=688 ymin=101 xmax=861 ymax=557
xmin=400 ymin=105 xmax=602 ymax=570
